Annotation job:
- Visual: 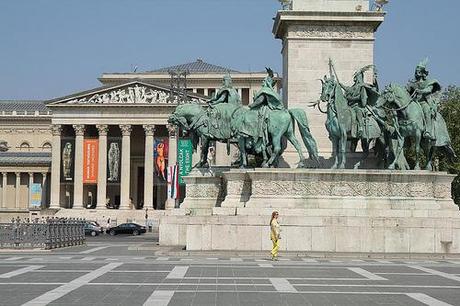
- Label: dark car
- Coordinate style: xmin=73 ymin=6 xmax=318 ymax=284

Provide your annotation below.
xmin=84 ymin=222 xmax=103 ymax=236
xmin=109 ymin=223 xmax=146 ymax=236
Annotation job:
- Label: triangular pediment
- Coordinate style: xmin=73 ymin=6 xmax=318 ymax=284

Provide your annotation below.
xmin=46 ymin=81 xmax=206 ymax=106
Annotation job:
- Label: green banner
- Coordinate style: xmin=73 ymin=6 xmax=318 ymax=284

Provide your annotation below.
xmin=177 ymin=139 xmax=193 ymax=184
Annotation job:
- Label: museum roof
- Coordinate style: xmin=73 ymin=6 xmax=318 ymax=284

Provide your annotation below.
xmin=0 ymin=100 xmax=50 ymax=113
xmin=0 ymin=152 xmax=51 ymax=166
xmin=148 ymin=59 xmax=240 ymax=74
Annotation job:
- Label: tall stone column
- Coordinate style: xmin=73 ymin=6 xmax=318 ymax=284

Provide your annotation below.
xmin=73 ymin=124 xmax=85 ymax=209
xmin=1 ymin=172 xmax=6 ymax=209
xmin=120 ymin=124 xmax=132 ymax=209
xmin=15 ymin=172 xmax=20 ymax=209
xmin=165 ymin=125 xmax=178 ymax=210
xmin=96 ymin=125 xmax=108 ymax=209
xmin=273 ymin=0 xmax=384 ymax=160
xmin=50 ymin=125 xmax=62 ymax=209
xmin=143 ymin=125 xmax=155 ymax=209
xmin=41 ymin=172 xmax=48 ymax=207
xmin=28 ymin=172 xmax=34 ymax=209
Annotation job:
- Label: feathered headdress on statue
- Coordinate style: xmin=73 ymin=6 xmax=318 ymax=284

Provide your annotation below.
xmin=265 ymin=67 xmax=277 ymax=87
xmin=417 ymin=57 xmax=429 ymax=71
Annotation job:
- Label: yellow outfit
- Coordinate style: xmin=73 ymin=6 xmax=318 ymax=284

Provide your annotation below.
xmin=270 ymin=219 xmax=280 ymax=259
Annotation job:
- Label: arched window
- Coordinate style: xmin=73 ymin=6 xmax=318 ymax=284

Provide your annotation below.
xmin=19 ymin=141 xmax=31 ymax=151
xmin=42 ymin=142 xmax=52 ymax=151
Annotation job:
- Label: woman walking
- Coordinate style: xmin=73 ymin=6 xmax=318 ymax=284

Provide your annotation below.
xmin=270 ymin=211 xmax=281 ymax=261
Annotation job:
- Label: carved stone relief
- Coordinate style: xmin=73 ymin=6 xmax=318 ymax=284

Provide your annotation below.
xmin=288 ymin=24 xmax=374 ymax=40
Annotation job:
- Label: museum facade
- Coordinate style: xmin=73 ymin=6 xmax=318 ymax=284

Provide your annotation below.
xmin=0 ymin=59 xmax=274 ymax=222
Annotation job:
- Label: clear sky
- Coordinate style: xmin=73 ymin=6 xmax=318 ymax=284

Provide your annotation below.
xmin=0 ymin=0 xmax=458 ymax=100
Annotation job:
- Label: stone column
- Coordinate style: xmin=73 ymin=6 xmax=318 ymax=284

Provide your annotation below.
xmin=204 ymin=88 xmax=209 ymax=97
xmin=50 ymin=124 xmax=62 ymax=209
xmin=120 ymin=124 xmax=132 ymax=209
xmin=28 ymin=172 xmax=34 ymax=208
xmin=15 ymin=172 xmax=20 ymax=209
xmin=96 ymin=125 xmax=108 ymax=209
xmin=73 ymin=124 xmax=85 ymax=209
xmin=1 ymin=172 xmax=6 ymax=209
xmin=165 ymin=125 xmax=178 ymax=210
xmin=41 ymin=172 xmax=47 ymax=207
xmin=143 ymin=124 xmax=155 ymax=209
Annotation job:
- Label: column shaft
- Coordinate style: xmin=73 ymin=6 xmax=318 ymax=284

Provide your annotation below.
xmin=15 ymin=172 xmax=20 ymax=209
xmin=41 ymin=173 xmax=47 ymax=207
xmin=50 ymin=125 xmax=62 ymax=209
xmin=165 ymin=126 xmax=178 ymax=210
xmin=73 ymin=124 xmax=85 ymax=209
xmin=28 ymin=172 xmax=34 ymax=208
xmin=143 ymin=125 xmax=155 ymax=209
xmin=1 ymin=172 xmax=7 ymax=209
xmin=96 ymin=125 xmax=108 ymax=209
xmin=120 ymin=125 xmax=132 ymax=209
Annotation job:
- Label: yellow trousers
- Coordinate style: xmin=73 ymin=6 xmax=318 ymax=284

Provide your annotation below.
xmin=271 ymin=239 xmax=280 ymax=258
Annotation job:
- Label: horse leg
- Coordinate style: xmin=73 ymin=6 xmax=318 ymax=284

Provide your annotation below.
xmin=354 ymin=139 xmax=370 ymax=169
xmin=424 ymin=141 xmax=435 ymax=171
xmin=238 ymin=137 xmax=248 ymax=169
xmin=338 ymin=131 xmax=347 ymax=169
xmin=414 ymin=130 xmax=422 ymax=170
xmin=261 ymin=148 xmax=269 ymax=168
xmin=266 ymin=134 xmax=283 ymax=168
xmin=331 ymin=138 xmax=339 ymax=169
xmin=388 ymin=135 xmax=404 ymax=170
xmin=195 ymin=137 xmax=210 ymax=168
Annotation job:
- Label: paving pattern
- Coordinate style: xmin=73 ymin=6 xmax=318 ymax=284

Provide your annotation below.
xmin=1 ymin=241 xmax=460 ymax=305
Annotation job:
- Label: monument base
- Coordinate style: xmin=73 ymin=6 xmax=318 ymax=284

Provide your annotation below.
xmin=160 ymin=169 xmax=460 ymax=254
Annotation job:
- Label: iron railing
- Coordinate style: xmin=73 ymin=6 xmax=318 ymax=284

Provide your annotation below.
xmin=0 ymin=218 xmax=86 ymax=249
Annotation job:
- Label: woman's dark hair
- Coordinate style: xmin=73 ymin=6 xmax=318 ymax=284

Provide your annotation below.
xmin=270 ymin=211 xmax=279 ymax=225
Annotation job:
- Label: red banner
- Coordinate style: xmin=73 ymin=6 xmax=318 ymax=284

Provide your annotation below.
xmin=83 ymin=139 xmax=99 ymax=184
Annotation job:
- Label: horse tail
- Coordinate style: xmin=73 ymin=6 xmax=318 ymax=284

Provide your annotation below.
xmin=288 ymin=108 xmax=320 ymax=162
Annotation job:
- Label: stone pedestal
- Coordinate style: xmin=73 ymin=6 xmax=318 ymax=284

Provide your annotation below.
xmin=160 ymin=169 xmax=460 ymax=254
xmin=181 ymin=167 xmax=229 ymax=216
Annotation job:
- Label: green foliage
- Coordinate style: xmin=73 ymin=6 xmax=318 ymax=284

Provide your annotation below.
xmin=438 ymin=85 xmax=460 ymax=205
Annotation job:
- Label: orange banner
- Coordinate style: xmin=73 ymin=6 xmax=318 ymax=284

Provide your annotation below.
xmin=83 ymin=139 xmax=99 ymax=184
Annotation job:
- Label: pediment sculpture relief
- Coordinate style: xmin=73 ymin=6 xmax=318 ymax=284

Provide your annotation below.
xmin=67 ymin=84 xmax=204 ymax=105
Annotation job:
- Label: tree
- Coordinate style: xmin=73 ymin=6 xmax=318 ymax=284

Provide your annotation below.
xmin=438 ymin=85 xmax=460 ymax=205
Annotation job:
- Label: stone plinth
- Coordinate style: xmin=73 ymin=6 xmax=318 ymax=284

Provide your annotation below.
xmin=159 ymin=169 xmax=460 ymax=254
xmin=292 ymin=0 xmax=370 ymax=12
xmin=181 ymin=167 xmax=229 ymax=216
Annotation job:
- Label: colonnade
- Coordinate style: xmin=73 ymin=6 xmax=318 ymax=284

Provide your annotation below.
xmin=0 ymin=172 xmax=48 ymax=210
xmin=49 ymin=124 xmax=177 ymax=210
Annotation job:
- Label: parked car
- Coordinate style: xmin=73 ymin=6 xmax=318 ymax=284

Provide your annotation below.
xmin=84 ymin=222 xmax=103 ymax=237
xmin=108 ymin=223 xmax=146 ymax=236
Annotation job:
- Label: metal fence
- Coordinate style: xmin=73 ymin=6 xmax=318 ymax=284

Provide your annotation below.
xmin=0 ymin=218 xmax=86 ymax=249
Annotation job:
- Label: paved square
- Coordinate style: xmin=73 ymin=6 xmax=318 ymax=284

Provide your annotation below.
xmin=1 ymin=239 xmax=460 ymax=305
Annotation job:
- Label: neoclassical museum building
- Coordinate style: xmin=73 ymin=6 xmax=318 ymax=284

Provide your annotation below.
xmin=0 ymin=59 xmax=272 ymax=222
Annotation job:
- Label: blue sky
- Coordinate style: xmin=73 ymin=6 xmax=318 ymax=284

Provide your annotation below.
xmin=0 ymin=0 xmax=458 ymax=100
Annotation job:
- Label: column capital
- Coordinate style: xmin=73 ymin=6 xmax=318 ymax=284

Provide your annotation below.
xmin=143 ymin=124 xmax=156 ymax=136
xmin=2 ymin=172 xmax=7 ymax=176
xmin=51 ymin=124 xmax=62 ymax=136
xmin=120 ymin=124 xmax=132 ymax=136
xmin=73 ymin=124 xmax=85 ymax=136
xmin=28 ymin=172 xmax=34 ymax=177
xmin=167 ymin=124 xmax=178 ymax=137
xmin=41 ymin=172 xmax=48 ymax=178
xmin=96 ymin=124 xmax=109 ymax=136
xmin=15 ymin=172 xmax=21 ymax=177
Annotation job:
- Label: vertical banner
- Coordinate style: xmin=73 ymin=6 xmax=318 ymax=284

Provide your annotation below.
xmin=167 ymin=165 xmax=179 ymax=199
xmin=154 ymin=138 xmax=169 ymax=180
xmin=30 ymin=183 xmax=42 ymax=208
xmin=177 ymin=139 xmax=193 ymax=185
xmin=83 ymin=139 xmax=99 ymax=184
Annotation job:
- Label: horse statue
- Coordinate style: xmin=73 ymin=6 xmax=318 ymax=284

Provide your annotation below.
xmin=312 ymin=70 xmax=386 ymax=169
xmin=168 ymin=101 xmax=320 ymax=169
xmin=378 ymin=83 xmax=457 ymax=170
